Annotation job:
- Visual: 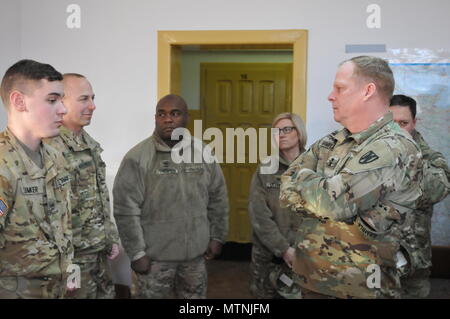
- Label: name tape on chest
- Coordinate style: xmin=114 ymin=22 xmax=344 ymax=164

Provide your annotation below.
xmin=54 ymin=175 xmax=71 ymax=188
xmin=21 ymin=185 xmax=41 ymax=195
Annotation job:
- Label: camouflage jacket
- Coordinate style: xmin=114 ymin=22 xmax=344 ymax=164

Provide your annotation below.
xmin=280 ymin=113 xmax=423 ymax=299
xmin=113 ymin=133 xmax=229 ymax=262
xmin=404 ymin=130 xmax=450 ymax=271
xmin=0 ymin=128 xmax=73 ymax=279
xmin=248 ymin=155 xmax=302 ymax=258
xmin=46 ymin=126 xmax=119 ymax=258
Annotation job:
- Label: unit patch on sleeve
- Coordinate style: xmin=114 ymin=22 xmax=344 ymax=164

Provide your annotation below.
xmin=358 ymin=151 xmax=379 ymax=164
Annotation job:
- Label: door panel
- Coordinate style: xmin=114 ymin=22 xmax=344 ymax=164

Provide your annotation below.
xmin=201 ymin=63 xmax=292 ymax=243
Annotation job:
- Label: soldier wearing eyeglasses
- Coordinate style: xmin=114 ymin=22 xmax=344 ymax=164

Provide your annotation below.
xmin=248 ymin=112 xmax=307 ymax=299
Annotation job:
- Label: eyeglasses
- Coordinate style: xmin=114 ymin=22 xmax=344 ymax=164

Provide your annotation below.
xmin=274 ymin=126 xmax=296 ymax=135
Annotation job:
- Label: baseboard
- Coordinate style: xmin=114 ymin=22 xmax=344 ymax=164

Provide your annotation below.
xmin=431 ymin=245 xmax=450 ymax=279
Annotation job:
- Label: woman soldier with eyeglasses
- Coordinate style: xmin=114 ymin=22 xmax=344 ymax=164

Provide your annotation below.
xmin=248 ymin=112 xmax=307 ymax=299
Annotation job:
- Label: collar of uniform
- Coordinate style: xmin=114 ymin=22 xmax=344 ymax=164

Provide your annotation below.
xmin=79 ymin=128 xmax=103 ymax=153
xmin=410 ymin=129 xmax=423 ymax=144
xmin=152 ymin=133 xmax=172 ymax=152
xmin=349 ymin=112 xmax=393 ymax=145
xmin=59 ymin=126 xmax=90 ymax=151
xmin=334 ymin=128 xmax=352 ymax=145
xmin=152 ymin=132 xmax=205 ymax=159
xmin=279 ymin=154 xmax=291 ymax=167
xmin=4 ymin=128 xmax=51 ymax=179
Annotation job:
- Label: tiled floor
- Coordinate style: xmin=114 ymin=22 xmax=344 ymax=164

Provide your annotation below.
xmin=206 ymin=260 xmax=450 ymax=299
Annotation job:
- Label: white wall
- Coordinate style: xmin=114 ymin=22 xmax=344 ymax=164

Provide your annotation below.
xmin=11 ymin=0 xmax=450 ymax=168
xmin=1 ymin=0 xmax=449 ymax=244
xmin=0 ymin=0 xmax=21 ymax=129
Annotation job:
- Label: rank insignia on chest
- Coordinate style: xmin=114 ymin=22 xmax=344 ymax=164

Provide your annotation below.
xmin=359 ymin=151 xmax=379 ymax=164
xmin=155 ymin=160 xmax=179 ymax=175
xmin=326 ymin=156 xmax=340 ymax=168
xmin=0 ymin=197 xmax=9 ymax=217
xmin=161 ymin=160 xmax=170 ymax=167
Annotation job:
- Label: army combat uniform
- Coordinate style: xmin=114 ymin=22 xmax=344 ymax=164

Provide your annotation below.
xmin=401 ymin=130 xmax=450 ymax=298
xmin=113 ymin=134 xmax=229 ymax=299
xmin=248 ymin=155 xmax=302 ymax=299
xmin=280 ymin=113 xmax=423 ymax=299
xmin=0 ymin=129 xmax=73 ymax=299
xmin=46 ymin=126 xmax=120 ymax=298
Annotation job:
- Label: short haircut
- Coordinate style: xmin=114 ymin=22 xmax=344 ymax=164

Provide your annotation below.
xmin=342 ymin=56 xmax=395 ymax=104
xmin=0 ymin=59 xmax=63 ymax=107
xmin=272 ymin=112 xmax=308 ymax=153
xmin=390 ymin=94 xmax=417 ymax=119
xmin=156 ymin=94 xmax=188 ymax=111
xmin=63 ymin=73 xmax=85 ymax=80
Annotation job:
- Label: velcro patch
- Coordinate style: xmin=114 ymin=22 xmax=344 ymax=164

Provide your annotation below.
xmin=0 ymin=197 xmax=9 ymax=217
xmin=54 ymin=175 xmax=71 ymax=188
xmin=78 ymin=160 xmax=93 ymax=170
xmin=359 ymin=151 xmax=379 ymax=164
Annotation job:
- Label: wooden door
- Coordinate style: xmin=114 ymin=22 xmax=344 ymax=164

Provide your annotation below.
xmin=201 ymin=63 xmax=292 ymax=243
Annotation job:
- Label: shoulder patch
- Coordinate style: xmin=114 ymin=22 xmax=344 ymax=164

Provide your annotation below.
xmin=359 ymin=151 xmax=379 ymax=164
xmin=0 ymin=197 xmax=9 ymax=217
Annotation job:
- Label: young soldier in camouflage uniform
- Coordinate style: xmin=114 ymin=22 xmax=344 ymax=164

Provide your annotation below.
xmin=390 ymin=94 xmax=450 ymax=298
xmin=0 ymin=60 xmax=73 ymax=298
xmin=280 ymin=56 xmax=423 ymax=299
xmin=46 ymin=74 xmax=120 ymax=298
xmin=113 ymin=94 xmax=229 ymax=299
xmin=248 ymin=113 xmax=306 ymax=299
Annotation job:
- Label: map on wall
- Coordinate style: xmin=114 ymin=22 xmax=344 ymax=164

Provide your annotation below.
xmin=390 ymin=62 xmax=450 ymax=246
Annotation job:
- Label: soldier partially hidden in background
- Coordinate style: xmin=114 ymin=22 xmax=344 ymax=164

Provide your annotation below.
xmin=113 ymin=94 xmax=229 ymax=299
xmin=390 ymin=94 xmax=450 ymax=298
xmin=46 ymin=73 xmax=120 ymax=298
xmin=248 ymin=113 xmax=306 ymax=299
xmin=0 ymin=60 xmax=73 ymax=298
xmin=280 ymin=56 xmax=423 ymax=299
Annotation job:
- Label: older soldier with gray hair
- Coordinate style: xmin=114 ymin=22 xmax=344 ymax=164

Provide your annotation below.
xmin=113 ymin=94 xmax=229 ymax=299
xmin=0 ymin=59 xmax=73 ymax=298
xmin=46 ymin=73 xmax=120 ymax=298
xmin=280 ymin=56 xmax=423 ymax=299
xmin=390 ymin=94 xmax=450 ymax=298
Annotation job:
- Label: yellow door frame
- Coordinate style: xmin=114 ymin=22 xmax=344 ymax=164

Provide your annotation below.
xmin=157 ymin=30 xmax=308 ymax=121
